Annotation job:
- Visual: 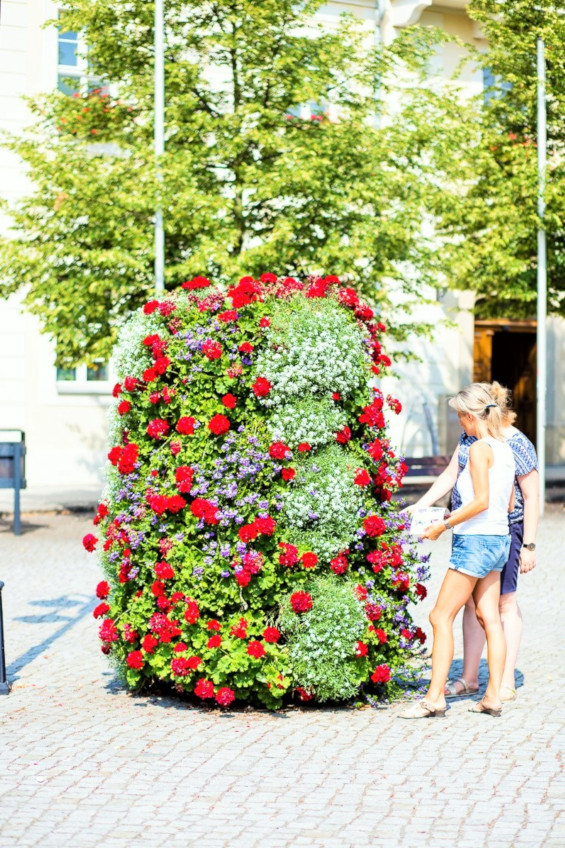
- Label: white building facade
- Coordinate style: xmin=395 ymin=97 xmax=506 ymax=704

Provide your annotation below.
xmin=0 ymin=0 xmax=563 ymax=496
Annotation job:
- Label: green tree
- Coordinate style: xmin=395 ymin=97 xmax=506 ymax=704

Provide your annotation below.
xmin=0 ymin=0 xmax=455 ymax=366
xmin=433 ymin=0 xmax=565 ymax=318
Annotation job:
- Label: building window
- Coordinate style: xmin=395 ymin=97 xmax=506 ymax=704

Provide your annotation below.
xmin=57 ymin=15 xmax=107 ymax=96
xmin=483 ymin=67 xmax=511 ymax=105
xmin=56 ymin=361 xmax=112 ymax=394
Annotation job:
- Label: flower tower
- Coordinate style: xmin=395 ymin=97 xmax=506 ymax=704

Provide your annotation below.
xmin=84 ymin=274 xmax=428 ymax=709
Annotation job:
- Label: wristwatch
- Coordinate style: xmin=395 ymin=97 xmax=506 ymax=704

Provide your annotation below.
xmin=443 ymin=519 xmax=452 ymax=530
xmin=522 ymin=542 xmax=536 ymax=551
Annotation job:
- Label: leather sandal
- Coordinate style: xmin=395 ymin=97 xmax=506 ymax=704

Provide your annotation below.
xmin=468 ymin=698 xmax=502 ymax=717
xmin=399 ymin=699 xmax=447 ymax=719
xmin=444 ymin=677 xmax=479 ymax=699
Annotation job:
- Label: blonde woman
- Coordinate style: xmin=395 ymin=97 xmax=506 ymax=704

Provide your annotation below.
xmin=407 ymin=382 xmax=538 ymax=702
xmin=400 ymin=384 xmax=515 ymax=719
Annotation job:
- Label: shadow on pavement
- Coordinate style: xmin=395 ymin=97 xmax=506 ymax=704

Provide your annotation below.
xmin=7 ymin=594 xmax=94 ymax=679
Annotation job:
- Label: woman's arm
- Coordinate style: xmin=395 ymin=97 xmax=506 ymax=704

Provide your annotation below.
xmin=422 ymin=442 xmax=491 ymax=540
xmin=403 ymin=446 xmax=459 ymax=513
xmin=518 ymin=469 xmax=539 ymax=574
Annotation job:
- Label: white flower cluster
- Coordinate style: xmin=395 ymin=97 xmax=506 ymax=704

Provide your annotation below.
xmin=270 ymin=396 xmax=346 ymax=449
xmin=255 ymin=296 xmax=367 ymax=408
xmin=282 ymin=446 xmax=362 ymax=560
xmin=113 ymin=310 xmax=161 ymax=380
xmin=279 ymin=577 xmax=367 ymax=702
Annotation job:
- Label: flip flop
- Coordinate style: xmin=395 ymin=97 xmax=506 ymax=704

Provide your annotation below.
xmin=444 ymin=677 xmax=479 ymax=699
xmin=399 ymin=699 xmax=447 ymax=719
xmin=500 ymin=686 xmax=517 ymax=702
xmin=468 ymin=699 xmax=502 ymax=717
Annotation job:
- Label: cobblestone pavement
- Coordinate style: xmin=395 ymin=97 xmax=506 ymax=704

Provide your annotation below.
xmin=0 ymin=508 xmax=564 ymax=848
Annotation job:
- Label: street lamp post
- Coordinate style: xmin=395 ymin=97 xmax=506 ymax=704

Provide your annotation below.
xmin=154 ymin=0 xmax=165 ymax=295
xmin=537 ymin=37 xmax=547 ymax=516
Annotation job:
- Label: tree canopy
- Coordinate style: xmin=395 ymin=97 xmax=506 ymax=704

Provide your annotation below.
xmin=0 ymin=0 xmax=454 ymax=366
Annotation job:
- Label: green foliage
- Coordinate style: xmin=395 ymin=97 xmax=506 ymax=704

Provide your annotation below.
xmin=278 ymin=576 xmax=368 ymax=703
xmin=0 ymin=0 xmax=458 ymax=366
xmin=427 ymin=1 xmax=565 ymax=317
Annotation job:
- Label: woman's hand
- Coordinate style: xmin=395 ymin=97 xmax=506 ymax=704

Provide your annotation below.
xmin=519 ymin=548 xmax=537 ymax=574
xmin=421 ymin=522 xmax=445 ymax=541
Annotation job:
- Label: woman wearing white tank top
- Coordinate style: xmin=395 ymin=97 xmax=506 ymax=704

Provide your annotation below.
xmin=400 ymin=385 xmax=515 ymax=720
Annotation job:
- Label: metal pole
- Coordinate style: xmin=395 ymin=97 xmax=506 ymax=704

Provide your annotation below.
xmin=537 ymin=38 xmax=547 ymax=516
xmin=0 ymin=582 xmax=10 ymax=694
xmin=154 ymin=0 xmax=165 ymax=294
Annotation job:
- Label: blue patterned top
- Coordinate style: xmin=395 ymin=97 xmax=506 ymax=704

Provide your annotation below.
xmin=451 ymin=430 xmax=538 ymax=524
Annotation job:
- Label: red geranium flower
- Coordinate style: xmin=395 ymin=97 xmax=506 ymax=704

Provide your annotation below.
xmin=290 ymin=591 xmax=313 ymax=614
xmin=82 ymin=533 xmax=98 ymax=552
xmin=194 ymin=679 xmax=215 ymax=699
xmin=354 ymin=469 xmax=371 ymax=487
xmin=230 ymin=618 xmax=248 ymax=638
xmin=336 ymin=426 xmax=351 ymax=444
xmin=207 ymin=619 xmax=221 ymax=631
xmin=147 ymin=418 xmax=170 ymax=439
xmin=255 ymin=515 xmax=276 ymax=536
xmin=330 ymin=554 xmax=348 ymax=575
xmin=127 ymin=650 xmax=144 ymax=670
xmin=415 ymin=583 xmax=427 ymax=600
xmin=281 ymin=467 xmax=295 ymax=481
xmin=238 ymin=523 xmax=259 ymax=543
xmin=332 ymin=392 xmax=341 ymax=401
xmin=238 ymin=342 xmax=254 ymax=354
xmin=222 ymin=393 xmax=237 ymax=409
xmin=247 ymin=640 xmax=266 ymax=659
xmin=371 ymin=664 xmax=391 ymax=684
xmin=142 ymin=634 xmax=159 ymax=653
xmin=355 ymin=641 xmax=368 ymax=657
xmin=269 ymin=441 xmax=291 ymax=460
xmin=202 ymin=339 xmax=223 ymax=360
xmin=298 ymin=442 xmax=311 ymax=453
xmin=93 ymin=601 xmax=110 ymax=619
xmin=207 ymin=634 xmax=222 ymax=649
xmin=117 ymin=400 xmax=131 ymax=416
xmin=182 ymin=275 xmax=211 ymax=290
xmin=96 ymin=581 xmax=110 ymax=599
xmin=155 ymin=561 xmax=175 ymax=580
xmin=259 ymin=317 xmax=270 ymax=328
xmin=216 ymin=687 xmax=235 ymax=707
xmin=252 ymin=377 xmax=272 ymax=397
xmin=175 ymin=465 xmax=194 ymax=493
xmin=300 ymin=552 xmax=318 ymax=570
xmin=123 ymin=376 xmax=138 ymax=392
xmin=143 ymin=300 xmax=159 ymax=314
xmin=184 ymin=600 xmax=200 ymax=624
xmin=414 ymin=626 xmax=427 ymax=644
xmin=208 ymin=414 xmax=230 ymax=436
xmin=176 ymin=416 xmax=196 ymax=435
xmin=368 ymin=439 xmax=383 ymax=461
xmin=278 ymin=542 xmax=299 ymax=567
xmin=364 ymin=515 xmax=386 ymax=537
xmin=263 ymin=627 xmax=281 ymax=643
xmin=217 ymin=309 xmax=238 ymax=322
xmin=374 ymin=628 xmax=387 ymax=644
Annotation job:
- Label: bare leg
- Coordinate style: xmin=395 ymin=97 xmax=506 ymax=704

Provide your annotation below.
xmin=425 ymin=569 xmax=477 ymax=708
xmin=499 ymin=591 xmax=522 ymax=693
xmin=446 ymin=597 xmax=485 ymax=695
xmin=473 ymin=571 xmax=505 ymax=710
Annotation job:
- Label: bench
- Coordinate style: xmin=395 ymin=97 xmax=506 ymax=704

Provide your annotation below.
xmin=403 ymin=455 xmax=451 ymax=485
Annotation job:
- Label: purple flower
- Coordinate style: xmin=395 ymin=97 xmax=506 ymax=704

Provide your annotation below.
xmin=220 ymin=570 xmax=231 ymax=578
xmin=220 ymin=544 xmax=231 ymax=557
xmin=236 ymin=541 xmax=247 ymax=556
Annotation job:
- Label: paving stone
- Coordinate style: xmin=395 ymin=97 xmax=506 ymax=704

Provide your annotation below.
xmin=0 ymin=509 xmax=563 ymax=847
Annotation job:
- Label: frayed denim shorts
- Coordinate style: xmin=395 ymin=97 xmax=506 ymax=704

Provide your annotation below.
xmin=449 ymin=533 xmax=511 ymax=579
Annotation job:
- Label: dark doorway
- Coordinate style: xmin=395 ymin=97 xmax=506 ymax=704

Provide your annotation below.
xmin=474 ymin=321 xmax=537 ymax=446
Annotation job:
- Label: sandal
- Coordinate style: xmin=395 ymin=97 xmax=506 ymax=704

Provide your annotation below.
xmin=399 ymin=699 xmax=447 ymax=719
xmin=500 ymin=686 xmax=517 ymax=702
xmin=444 ymin=677 xmax=479 ymax=699
xmin=468 ymin=698 xmax=502 ymax=718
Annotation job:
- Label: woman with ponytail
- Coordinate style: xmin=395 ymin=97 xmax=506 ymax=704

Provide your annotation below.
xmin=404 ymin=382 xmax=539 ymax=710
xmin=400 ymin=384 xmax=516 ymax=719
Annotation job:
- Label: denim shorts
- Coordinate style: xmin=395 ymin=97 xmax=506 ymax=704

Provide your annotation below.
xmin=449 ymin=534 xmax=511 ymax=579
